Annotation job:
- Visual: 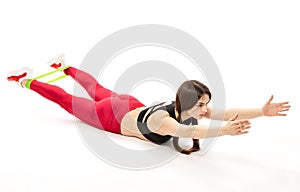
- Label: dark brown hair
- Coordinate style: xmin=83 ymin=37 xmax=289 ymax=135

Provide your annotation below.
xmin=173 ymin=80 xmax=211 ymax=155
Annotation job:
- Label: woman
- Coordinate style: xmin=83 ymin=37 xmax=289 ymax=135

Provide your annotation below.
xmin=7 ymin=58 xmax=290 ymax=155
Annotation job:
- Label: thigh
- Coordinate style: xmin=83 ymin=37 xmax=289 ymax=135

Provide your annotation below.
xmin=95 ymin=97 xmax=122 ymax=134
xmin=72 ymin=96 xmax=102 ymax=129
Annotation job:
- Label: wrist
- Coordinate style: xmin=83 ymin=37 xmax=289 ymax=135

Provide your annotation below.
xmin=259 ymin=108 xmax=264 ymax=116
xmin=218 ymin=126 xmax=226 ymax=136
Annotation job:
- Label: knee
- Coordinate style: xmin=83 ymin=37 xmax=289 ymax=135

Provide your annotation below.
xmin=57 ymin=93 xmax=73 ymax=113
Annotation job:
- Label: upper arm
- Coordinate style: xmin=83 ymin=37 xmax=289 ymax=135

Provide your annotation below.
xmin=152 ymin=115 xmax=203 ymax=138
xmin=147 ymin=110 xmax=210 ymax=138
xmin=147 ymin=110 xmax=192 ymax=137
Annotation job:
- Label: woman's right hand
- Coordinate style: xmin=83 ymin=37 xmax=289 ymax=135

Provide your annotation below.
xmin=222 ymin=114 xmax=251 ymax=136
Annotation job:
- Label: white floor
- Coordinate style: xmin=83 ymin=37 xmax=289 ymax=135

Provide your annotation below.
xmin=1 ymin=1 xmax=300 ymax=191
xmin=1 ymin=68 xmax=300 ymax=192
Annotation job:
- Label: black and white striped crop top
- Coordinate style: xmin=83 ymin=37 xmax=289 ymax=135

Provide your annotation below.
xmin=136 ymin=101 xmax=178 ymax=144
xmin=136 ymin=101 xmax=199 ymax=144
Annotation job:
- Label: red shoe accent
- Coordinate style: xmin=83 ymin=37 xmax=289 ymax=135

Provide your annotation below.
xmin=7 ymin=72 xmax=27 ymax=82
xmin=63 ymin=68 xmax=69 ymax=75
xmin=50 ymin=63 xmax=62 ymax=69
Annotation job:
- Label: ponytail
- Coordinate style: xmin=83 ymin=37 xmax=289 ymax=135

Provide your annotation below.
xmin=173 ymin=138 xmax=200 ymax=155
xmin=172 ymin=107 xmax=200 ymax=155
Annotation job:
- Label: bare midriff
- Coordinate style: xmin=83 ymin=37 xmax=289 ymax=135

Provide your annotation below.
xmin=120 ymin=107 xmax=150 ymax=142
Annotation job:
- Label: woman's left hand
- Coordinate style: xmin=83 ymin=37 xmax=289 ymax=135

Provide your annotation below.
xmin=262 ymin=95 xmax=291 ymax=116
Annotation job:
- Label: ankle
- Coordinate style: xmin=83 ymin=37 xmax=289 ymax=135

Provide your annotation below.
xmin=20 ymin=79 xmax=29 ymax=88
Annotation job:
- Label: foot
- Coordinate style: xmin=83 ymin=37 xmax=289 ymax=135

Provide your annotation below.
xmin=48 ymin=54 xmax=65 ymax=69
xmin=7 ymin=67 xmax=33 ymax=87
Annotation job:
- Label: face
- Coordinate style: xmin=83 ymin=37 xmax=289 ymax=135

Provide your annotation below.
xmin=187 ymin=94 xmax=210 ymax=119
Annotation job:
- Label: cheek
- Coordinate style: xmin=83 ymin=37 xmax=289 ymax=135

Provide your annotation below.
xmin=189 ymin=107 xmax=200 ymax=116
xmin=200 ymin=106 xmax=207 ymax=112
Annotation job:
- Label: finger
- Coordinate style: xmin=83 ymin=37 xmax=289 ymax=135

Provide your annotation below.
xmin=267 ymin=95 xmax=274 ymax=104
xmin=242 ymin=125 xmax=252 ymax=130
xmin=241 ymin=121 xmax=251 ymax=125
xmin=239 ymin=131 xmax=249 ymax=135
xmin=235 ymin=120 xmax=251 ymax=128
xmin=237 ymin=125 xmax=251 ymax=131
xmin=280 ymin=109 xmax=290 ymax=112
xmin=240 ymin=124 xmax=251 ymax=129
xmin=229 ymin=113 xmax=238 ymax=121
xmin=239 ymin=119 xmax=250 ymax=124
xmin=280 ymin=105 xmax=291 ymax=109
xmin=235 ymin=129 xmax=249 ymax=135
xmin=277 ymin=113 xmax=287 ymax=116
xmin=279 ymin=101 xmax=289 ymax=105
xmin=234 ymin=121 xmax=251 ymax=127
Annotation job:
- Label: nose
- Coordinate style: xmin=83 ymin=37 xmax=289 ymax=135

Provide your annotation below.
xmin=200 ymin=106 xmax=207 ymax=113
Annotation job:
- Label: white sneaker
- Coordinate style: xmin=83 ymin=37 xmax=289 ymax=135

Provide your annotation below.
xmin=48 ymin=54 xmax=65 ymax=69
xmin=7 ymin=67 xmax=33 ymax=87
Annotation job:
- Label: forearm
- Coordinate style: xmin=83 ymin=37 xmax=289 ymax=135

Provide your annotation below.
xmin=195 ymin=125 xmax=225 ymax=139
xmin=176 ymin=124 xmax=224 ymax=139
xmin=224 ymin=108 xmax=263 ymax=120
xmin=193 ymin=119 xmax=251 ymax=138
xmin=163 ymin=118 xmax=225 ymax=139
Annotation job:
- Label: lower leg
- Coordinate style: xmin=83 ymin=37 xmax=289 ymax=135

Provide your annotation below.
xmin=27 ymin=80 xmax=74 ymax=114
xmin=25 ymin=79 xmax=102 ymax=128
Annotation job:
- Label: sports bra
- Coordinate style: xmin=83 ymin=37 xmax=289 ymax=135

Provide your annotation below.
xmin=136 ymin=101 xmax=177 ymax=144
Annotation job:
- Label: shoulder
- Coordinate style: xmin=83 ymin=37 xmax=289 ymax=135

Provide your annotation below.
xmin=147 ymin=110 xmax=174 ymax=135
xmin=147 ymin=110 xmax=179 ymax=136
xmin=147 ymin=109 xmax=170 ymax=125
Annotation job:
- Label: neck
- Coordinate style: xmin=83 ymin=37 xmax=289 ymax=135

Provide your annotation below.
xmin=175 ymin=108 xmax=190 ymax=122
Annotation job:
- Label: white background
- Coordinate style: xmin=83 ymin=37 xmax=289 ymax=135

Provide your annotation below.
xmin=1 ymin=0 xmax=299 ymax=191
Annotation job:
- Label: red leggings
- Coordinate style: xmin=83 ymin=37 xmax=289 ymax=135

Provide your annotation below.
xmin=29 ymin=67 xmax=145 ymax=134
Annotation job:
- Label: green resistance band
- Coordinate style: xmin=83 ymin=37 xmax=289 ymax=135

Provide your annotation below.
xmin=25 ymin=66 xmax=70 ymax=89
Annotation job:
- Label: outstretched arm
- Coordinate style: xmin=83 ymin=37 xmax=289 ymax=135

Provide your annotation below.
xmin=156 ymin=114 xmax=251 ymax=139
xmin=206 ymin=95 xmax=291 ymax=121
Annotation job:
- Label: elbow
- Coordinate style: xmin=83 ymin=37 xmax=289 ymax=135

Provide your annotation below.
xmin=175 ymin=127 xmax=199 ymax=138
xmin=191 ymin=127 xmax=206 ymax=139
